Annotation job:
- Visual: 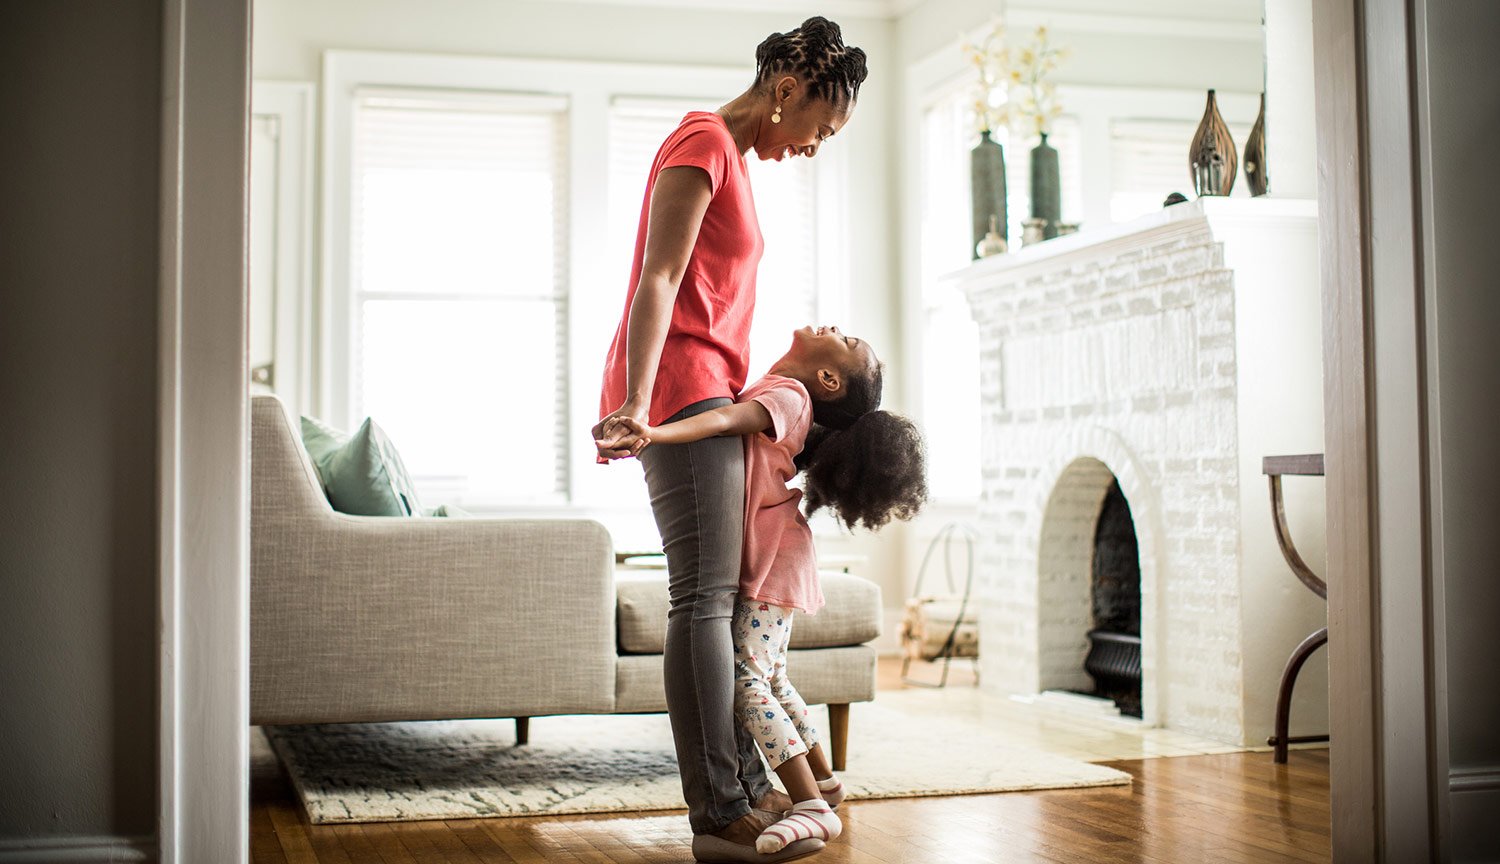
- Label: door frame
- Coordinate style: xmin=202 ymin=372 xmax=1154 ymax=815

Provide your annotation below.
xmin=156 ymin=0 xmax=251 ymax=860
xmin=1312 ymin=0 xmax=1448 ymax=859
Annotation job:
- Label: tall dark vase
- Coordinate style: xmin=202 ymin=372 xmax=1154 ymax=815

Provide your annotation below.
xmin=1030 ymin=132 xmax=1061 ymax=240
xmin=1190 ymin=89 xmax=1237 ymax=196
xmin=1244 ymin=92 xmax=1268 ymax=197
xmin=970 ymin=130 xmax=1008 ymax=261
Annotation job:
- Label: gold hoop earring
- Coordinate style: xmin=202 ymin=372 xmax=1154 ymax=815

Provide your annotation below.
xmin=771 ymin=104 xmax=782 ymax=124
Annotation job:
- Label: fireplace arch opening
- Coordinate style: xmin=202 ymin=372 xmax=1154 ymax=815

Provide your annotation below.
xmin=1036 ymin=457 xmax=1144 ymax=718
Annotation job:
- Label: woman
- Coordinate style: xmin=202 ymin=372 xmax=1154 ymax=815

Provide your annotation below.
xmin=592 ymin=17 xmax=867 ymax=864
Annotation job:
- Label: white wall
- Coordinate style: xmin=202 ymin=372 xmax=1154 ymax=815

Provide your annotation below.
xmin=0 ymin=1 xmax=162 ymax=856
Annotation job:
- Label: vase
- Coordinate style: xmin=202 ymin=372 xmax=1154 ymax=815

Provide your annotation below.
xmin=1021 ymin=217 xmax=1047 ymax=247
xmin=976 ymin=215 xmax=1007 ymax=258
xmin=970 ymin=130 xmax=1008 ymax=261
xmin=1244 ymin=92 xmax=1268 ymax=197
xmin=1189 ymin=89 xmax=1237 ymax=196
xmin=1030 ymin=132 xmax=1061 ymax=240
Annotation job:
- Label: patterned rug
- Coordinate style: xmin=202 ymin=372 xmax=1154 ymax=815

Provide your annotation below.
xmin=264 ymin=692 xmax=1131 ymax=824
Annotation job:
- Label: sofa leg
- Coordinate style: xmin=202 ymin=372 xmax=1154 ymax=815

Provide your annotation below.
xmin=515 ymin=717 xmax=529 ymax=745
xmin=828 ymin=704 xmax=849 ymax=772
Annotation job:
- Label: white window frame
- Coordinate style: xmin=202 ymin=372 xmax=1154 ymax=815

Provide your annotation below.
xmin=250 ymin=80 xmax=317 ymax=420
xmin=323 ymin=50 xmax=849 ymax=515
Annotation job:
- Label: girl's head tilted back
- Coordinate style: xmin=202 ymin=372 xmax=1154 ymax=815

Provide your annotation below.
xmin=769 ymin=326 xmax=927 ymax=531
xmin=754 ymin=18 xmax=869 ymax=113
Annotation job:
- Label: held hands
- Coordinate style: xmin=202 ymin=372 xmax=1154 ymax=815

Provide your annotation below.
xmin=593 ymin=415 xmax=654 ymax=462
xmin=592 ymin=399 xmax=649 ymax=462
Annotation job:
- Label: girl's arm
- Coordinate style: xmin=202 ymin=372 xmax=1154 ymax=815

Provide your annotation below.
xmin=599 ymin=401 xmax=773 ymax=455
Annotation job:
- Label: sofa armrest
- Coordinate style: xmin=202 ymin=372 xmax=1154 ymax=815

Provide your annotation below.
xmin=251 ymin=516 xmax=615 ymax=725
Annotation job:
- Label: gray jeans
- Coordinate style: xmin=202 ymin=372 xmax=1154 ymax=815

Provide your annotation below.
xmin=639 ymin=397 xmax=772 ymax=835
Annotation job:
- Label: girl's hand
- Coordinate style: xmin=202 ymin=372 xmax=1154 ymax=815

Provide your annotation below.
xmin=595 ymin=416 xmax=653 ymax=460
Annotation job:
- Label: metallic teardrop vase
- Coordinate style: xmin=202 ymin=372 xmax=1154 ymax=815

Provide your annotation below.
xmin=1244 ymin=92 xmax=1268 ymax=197
xmin=1190 ymin=89 xmax=1237 ymax=197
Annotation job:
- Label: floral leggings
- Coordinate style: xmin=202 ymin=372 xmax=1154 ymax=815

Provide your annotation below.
xmin=732 ymin=596 xmax=819 ymax=768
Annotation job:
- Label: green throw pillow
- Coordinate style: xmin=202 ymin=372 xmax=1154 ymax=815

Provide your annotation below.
xmin=299 ymin=415 xmax=423 ymax=517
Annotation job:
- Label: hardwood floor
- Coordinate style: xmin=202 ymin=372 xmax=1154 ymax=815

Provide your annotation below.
xmin=252 ymin=659 xmax=1331 ymax=863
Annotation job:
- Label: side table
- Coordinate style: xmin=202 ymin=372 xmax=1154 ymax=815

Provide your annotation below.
xmin=1263 ymin=453 xmax=1330 ymax=764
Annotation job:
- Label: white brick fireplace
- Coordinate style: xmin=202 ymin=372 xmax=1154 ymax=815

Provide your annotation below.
xmin=951 ymin=197 xmax=1329 ymax=745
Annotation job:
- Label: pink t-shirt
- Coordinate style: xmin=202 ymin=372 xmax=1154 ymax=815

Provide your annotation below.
xmin=598 ymin=112 xmax=764 ymax=427
xmin=738 ymin=374 xmax=823 ymax=615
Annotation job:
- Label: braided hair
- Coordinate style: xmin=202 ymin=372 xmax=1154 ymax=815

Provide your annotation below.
xmin=754 ymin=17 xmax=869 ymax=109
xmin=793 ymin=358 xmax=928 ymax=531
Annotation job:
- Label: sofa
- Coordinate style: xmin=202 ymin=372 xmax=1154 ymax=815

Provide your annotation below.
xmin=250 ymin=394 xmax=881 ymax=769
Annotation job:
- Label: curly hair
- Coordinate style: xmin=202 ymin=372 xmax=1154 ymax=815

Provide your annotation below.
xmin=754 ymin=17 xmax=870 ymax=108
xmin=793 ymin=359 xmax=928 ymax=531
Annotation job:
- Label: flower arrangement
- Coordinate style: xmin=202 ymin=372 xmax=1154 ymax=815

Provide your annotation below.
xmin=960 ymin=19 xmax=1011 ymax=137
xmin=960 ymin=20 xmax=1069 ymax=139
xmin=1011 ymin=26 xmax=1068 ymax=137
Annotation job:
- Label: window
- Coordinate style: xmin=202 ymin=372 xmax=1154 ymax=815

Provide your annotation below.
xmin=917 ymin=85 xmax=983 ymax=501
xmin=349 ymin=88 xmax=569 ymax=507
xmin=918 ymin=82 xmax=1084 ymax=501
xmin=1109 ymin=118 xmax=1253 ymax=223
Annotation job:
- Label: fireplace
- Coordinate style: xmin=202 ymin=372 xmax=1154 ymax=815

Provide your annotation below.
xmin=954 ymin=198 xmax=1328 ymax=744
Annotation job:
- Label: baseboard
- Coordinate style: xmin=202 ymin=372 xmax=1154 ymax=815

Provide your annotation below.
xmin=0 ymin=836 xmax=155 ymax=863
xmin=1450 ymin=770 xmax=1500 ymax=862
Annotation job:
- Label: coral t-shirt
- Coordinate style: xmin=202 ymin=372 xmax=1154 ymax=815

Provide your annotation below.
xmin=738 ymin=375 xmax=823 ymax=615
xmin=598 ymin=111 xmax=764 ymax=427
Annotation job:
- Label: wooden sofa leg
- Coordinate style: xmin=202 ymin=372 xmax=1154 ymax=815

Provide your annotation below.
xmin=828 ymin=704 xmax=849 ymax=772
xmin=515 ymin=717 xmax=529 ymax=745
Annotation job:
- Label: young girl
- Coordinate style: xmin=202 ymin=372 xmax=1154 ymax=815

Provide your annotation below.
xmin=598 ymin=324 xmax=927 ymax=854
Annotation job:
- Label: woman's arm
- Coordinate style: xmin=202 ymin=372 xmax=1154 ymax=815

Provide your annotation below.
xmin=598 ymin=401 xmax=773 ymax=456
xmin=593 ymin=166 xmax=715 ymax=458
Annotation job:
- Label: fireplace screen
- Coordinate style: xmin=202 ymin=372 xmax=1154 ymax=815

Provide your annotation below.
xmin=1085 ymin=480 xmax=1143 ymax=717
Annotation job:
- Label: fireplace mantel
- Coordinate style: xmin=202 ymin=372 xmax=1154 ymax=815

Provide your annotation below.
xmin=948 ymin=197 xmax=1327 ymax=745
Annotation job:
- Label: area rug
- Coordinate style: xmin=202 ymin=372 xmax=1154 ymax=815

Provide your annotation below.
xmin=264 ymin=694 xmax=1131 ymax=824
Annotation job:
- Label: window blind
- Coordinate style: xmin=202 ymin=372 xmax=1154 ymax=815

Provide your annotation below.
xmin=350 ymin=87 xmax=569 ymax=506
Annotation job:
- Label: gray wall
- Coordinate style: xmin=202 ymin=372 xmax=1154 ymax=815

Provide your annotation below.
xmin=0 ymin=0 xmax=162 ymax=850
xmin=1423 ymin=1 xmax=1500 ymax=859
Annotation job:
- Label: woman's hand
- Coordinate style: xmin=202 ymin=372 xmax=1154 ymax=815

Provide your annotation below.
xmin=592 ymin=399 xmax=650 ymax=461
xmin=595 ymin=416 xmax=653 ymax=461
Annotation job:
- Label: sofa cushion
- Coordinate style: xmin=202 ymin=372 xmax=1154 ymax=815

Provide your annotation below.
xmin=615 ymin=646 xmax=877 ymax=713
xmin=300 ymin=415 xmax=422 ymax=517
xmin=616 ymin=570 xmax=881 ymax=654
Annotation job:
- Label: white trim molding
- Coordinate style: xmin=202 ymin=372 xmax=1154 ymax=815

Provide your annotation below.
xmin=158 ymin=0 xmax=251 ymax=861
xmin=250 ymin=80 xmax=318 ymax=418
xmin=0 ymin=837 xmax=155 ymax=864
